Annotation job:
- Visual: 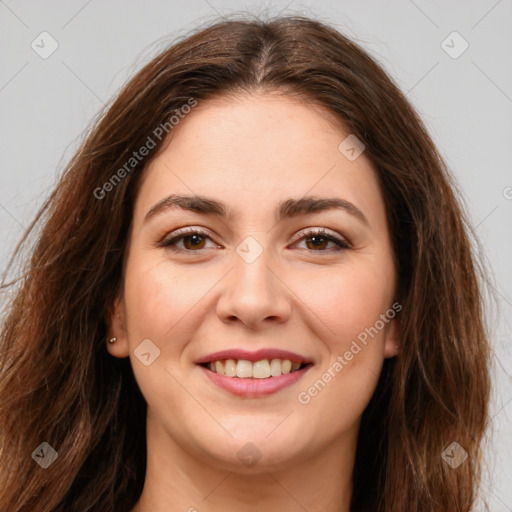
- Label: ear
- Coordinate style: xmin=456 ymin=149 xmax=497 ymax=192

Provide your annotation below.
xmin=383 ymin=316 xmax=401 ymax=359
xmin=105 ymin=294 xmax=130 ymax=358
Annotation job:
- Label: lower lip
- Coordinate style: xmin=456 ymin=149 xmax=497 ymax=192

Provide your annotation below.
xmin=198 ymin=364 xmax=313 ymax=397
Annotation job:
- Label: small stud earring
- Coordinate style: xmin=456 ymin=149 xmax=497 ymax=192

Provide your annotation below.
xmin=109 ymin=337 xmax=117 ymax=344
xmin=395 ymin=344 xmax=399 ymax=350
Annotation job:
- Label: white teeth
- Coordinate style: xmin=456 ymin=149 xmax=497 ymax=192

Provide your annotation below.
xmin=224 ymin=359 xmax=237 ymax=377
xmin=236 ymin=360 xmax=253 ymax=378
xmin=206 ymin=358 xmax=305 ymax=378
xmin=253 ymin=360 xmax=271 ymax=379
xmin=270 ymin=358 xmax=282 ymax=377
xmin=215 ymin=361 xmax=225 ymax=375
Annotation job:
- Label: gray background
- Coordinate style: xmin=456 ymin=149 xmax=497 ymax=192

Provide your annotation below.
xmin=1 ymin=0 xmax=511 ymax=509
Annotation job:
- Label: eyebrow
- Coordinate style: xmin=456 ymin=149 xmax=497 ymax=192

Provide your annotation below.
xmin=143 ymin=194 xmax=370 ymax=226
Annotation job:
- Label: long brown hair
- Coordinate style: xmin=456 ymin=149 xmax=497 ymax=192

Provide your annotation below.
xmin=0 ymin=15 xmax=491 ymax=512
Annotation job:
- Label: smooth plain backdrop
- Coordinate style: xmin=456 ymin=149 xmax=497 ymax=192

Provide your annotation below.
xmin=1 ymin=1 xmax=511 ymax=510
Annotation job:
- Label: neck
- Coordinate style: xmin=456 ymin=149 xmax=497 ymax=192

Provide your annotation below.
xmin=131 ymin=411 xmax=356 ymax=512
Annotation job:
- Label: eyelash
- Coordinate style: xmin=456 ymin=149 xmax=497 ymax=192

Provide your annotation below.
xmin=160 ymin=227 xmax=351 ymax=254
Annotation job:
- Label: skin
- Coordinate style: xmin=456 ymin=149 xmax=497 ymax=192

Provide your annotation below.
xmin=107 ymin=92 xmax=400 ymax=512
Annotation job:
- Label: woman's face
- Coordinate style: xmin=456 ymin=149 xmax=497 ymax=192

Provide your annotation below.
xmin=108 ymin=93 xmax=399 ymax=472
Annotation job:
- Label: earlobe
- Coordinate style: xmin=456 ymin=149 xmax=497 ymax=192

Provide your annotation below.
xmin=383 ymin=318 xmax=401 ymax=358
xmin=106 ymin=335 xmax=130 ymax=358
xmin=105 ymin=296 xmax=130 ymax=358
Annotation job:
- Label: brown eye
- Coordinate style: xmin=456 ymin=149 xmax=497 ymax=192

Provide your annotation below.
xmin=161 ymin=228 xmax=217 ymax=252
xmin=295 ymin=228 xmax=351 ymax=252
xmin=304 ymin=234 xmax=330 ymax=251
xmin=160 ymin=227 xmax=350 ymax=254
xmin=181 ymin=234 xmax=207 ymax=250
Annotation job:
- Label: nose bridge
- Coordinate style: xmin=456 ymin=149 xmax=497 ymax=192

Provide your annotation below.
xmin=233 ymin=233 xmax=278 ymax=304
xmin=216 ymin=234 xmax=291 ymax=327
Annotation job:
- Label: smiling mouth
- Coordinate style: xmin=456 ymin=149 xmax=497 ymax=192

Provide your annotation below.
xmin=198 ymin=358 xmax=312 ymax=379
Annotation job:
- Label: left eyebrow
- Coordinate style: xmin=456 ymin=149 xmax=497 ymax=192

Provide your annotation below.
xmin=143 ymin=194 xmax=370 ymax=227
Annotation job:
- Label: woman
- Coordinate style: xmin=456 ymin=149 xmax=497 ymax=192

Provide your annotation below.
xmin=0 ymin=15 xmax=491 ymax=512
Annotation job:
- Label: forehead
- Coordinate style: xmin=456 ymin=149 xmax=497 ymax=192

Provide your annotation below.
xmin=133 ymin=93 xmax=386 ymax=227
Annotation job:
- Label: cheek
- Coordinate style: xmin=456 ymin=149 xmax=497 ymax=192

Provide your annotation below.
xmin=122 ymin=257 xmax=202 ymax=410
xmin=294 ymin=258 xmax=395 ymax=347
xmin=292 ymin=257 xmax=395 ymax=423
xmin=123 ymin=255 xmax=208 ymax=342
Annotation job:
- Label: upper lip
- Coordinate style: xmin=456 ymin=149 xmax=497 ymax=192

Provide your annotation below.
xmin=195 ymin=348 xmax=313 ymax=365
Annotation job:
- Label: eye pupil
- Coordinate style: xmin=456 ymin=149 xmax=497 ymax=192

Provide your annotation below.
xmin=184 ymin=234 xmax=205 ymax=250
xmin=306 ymin=235 xmax=328 ymax=250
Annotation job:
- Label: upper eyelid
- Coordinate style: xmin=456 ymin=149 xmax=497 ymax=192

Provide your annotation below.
xmin=162 ymin=226 xmax=350 ymax=247
xmin=292 ymin=227 xmax=346 ymax=242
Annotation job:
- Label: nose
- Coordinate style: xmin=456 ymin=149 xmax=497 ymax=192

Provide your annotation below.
xmin=216 ymin=243 xmax=292 ymax=330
